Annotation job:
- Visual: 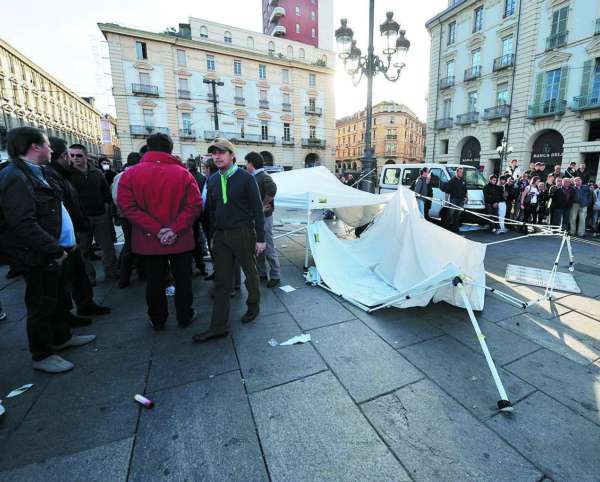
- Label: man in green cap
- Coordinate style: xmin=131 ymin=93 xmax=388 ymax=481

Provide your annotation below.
xmin=193 ymin=138 xmax=265 ymax=343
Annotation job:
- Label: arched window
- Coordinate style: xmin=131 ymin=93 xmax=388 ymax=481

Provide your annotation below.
xmin=299 ymin=48 xmax=305 ymax=59
xmin=224 ymin=31 xmax=232 ymax=43
xmin=247 ymin=36 xmax=254 ymax=48
xmin=199 ymin=26 xmax=208 ymax=38
xmin=268 ymin=41 xmax=275 ymax=55
xmin=321 ymin=54 xmax=327 ymax=65
xmin=287 ymin=45 xmax=293 ymax=57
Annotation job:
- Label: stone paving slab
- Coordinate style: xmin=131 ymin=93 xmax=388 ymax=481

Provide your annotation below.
xmin=250 ymin=371 xmax=410 ymax=482
xmin=486 ymin=391 xmax=600 ymax=482
xmin=228 ymin=284 xmax=288 ymax=318
xmin=498 ymin=311 xmax=600 ymax=366
xmin=505 ymin=348 xmax=600 ymax=425
xmin=131 ymin=371 xmax=268 ymax=482
xmin=311 ymin=319 xmax=423 ymax=402
xmin=362 ymin=379 xmax=542 ymax=482
xmin=0 ymin=437 xmax=133 ymax=482
xmin=232 ymin=312 xmax=326 ymax=393
xmin=0 ymin=401 xmax=138 ymax=471
xmin=276 ymin=286 xmax=355 ymax=330
xmin=556 ymin=293 xmax=600 ymax=321
xmin=400 ymin=336 xmax=535 ymax=420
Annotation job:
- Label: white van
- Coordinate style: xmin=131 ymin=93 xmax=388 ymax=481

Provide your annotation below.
xmin=378 ymin=163 xmax=487 ymax=223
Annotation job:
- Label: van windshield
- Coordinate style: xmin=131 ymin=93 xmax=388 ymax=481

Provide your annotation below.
xmin=446 ymin=167 xmax=487 ymax=189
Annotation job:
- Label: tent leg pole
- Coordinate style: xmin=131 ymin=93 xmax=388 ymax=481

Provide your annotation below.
xmin=303 ymin=208 xmax=311 ymax=272
xmin=566 ymin=234 xmax=574 ymax=272
xmin=544 ymin=232 xmax=567 ymax=301
xmin=456 ymin=279 xmax=514 ymax=413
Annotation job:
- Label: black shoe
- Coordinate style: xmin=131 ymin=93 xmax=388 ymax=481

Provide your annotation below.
xmin=148 ymin=319 xmax=165 ymax=332
xmin=259 ymin=275 xmax=268 ymax=282
xmin=78 ymin=303 xmax=111 ymax=316
xmin=241 ymin=305 xmax=259 ymax=324
xmin=192 ymin=328 xmax=228 ymax=343
xmin=266 ymin=279 xmax=280 ymax=288
xmin=204 ymin=272 xmax=215 ymax=281
xmin=178 ymin=309 xmax=197 ymax=328
xmin=67 ymin=312 xmax=92 ymax=327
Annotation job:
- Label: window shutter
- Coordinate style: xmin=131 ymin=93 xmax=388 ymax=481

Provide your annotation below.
xmin=533 ymin=73 xmax=544 ymax=106
xmin=558 ymin=7 xmax=568 ymax=34
xmin=558 ymin=66 xmax=569 ymax=101
xmin=580 ymin=60 xmax=593 ymax=100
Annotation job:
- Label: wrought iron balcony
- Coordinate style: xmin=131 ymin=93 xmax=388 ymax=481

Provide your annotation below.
xmin=305 ymin=106 xmax=322 ymax=116
xmin=456 ymin=112 xmax=479 ymax=125
xmin=493 ymin=54 xmax=514 ymax=71
xmin=434 ymin=118 xmax=453 ymax=130
xmin=282 ymin=102 xmax=291 ymax=112
xmin=270 ymin=6 xmax=285 ymax=23
xmin=464 ymin=66 xmax=482 ymax=82
xmin=546 ymin=31 xmax=568 ymax=50
xmin=132 ymin=83 xmax=159 ymax=97
xmin=386 ymin=134 xmax=397 ymax=139
xmin=178 ymin=89 xmax=191 ymax=99
xmin=130 ymin=125 xmax=169 ymax=137
xmin=282 ymin=137 xmax=295 ymax=145
xmin=259 ymin=135 xmax=276 ymax=144
xmin=301 ymin=138 xmax=326 ymax=149
xmin=572 ymin=95 xmax=600 ymax=111
xmin=483 ymin=104 xmax=511 ymax=120
xmin=234 ymin=96 xmax=245 ymax=106
xmin=273 ymin=25 xmax=286 ymax=37
xmin=259 ymin=99 xmax=269 ymax=109
xmin=179 ymin=129 xmax=196 ymax=140
xmin=439 ymin=76 xmax=455 ymax=90
xmin=528 ymin=99 xmax=567 ymax=118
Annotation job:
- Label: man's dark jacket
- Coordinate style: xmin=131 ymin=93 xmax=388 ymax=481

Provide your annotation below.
xmin=254 ymin=170 xmax=277 ymax=218
xmin=483 ymin=183 xmax=503 ymax=204
xmin=69 ymin=165 xmax=111 ymax=217
xmin=442 ymin=176 xmax=467 ymax=202
xmin=47 ymin=161 xmax=89 ymax=232
xmin=0 ymin=159 xmax=64 ymax=271
xmin=550 ymin=186 xmax=574 ymax=210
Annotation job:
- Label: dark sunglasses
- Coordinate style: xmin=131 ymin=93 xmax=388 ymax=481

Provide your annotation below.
xmin=71 ymin=153 xmax=84 ymax=158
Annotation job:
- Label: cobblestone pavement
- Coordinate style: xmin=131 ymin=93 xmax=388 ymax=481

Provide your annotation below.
xmin=1 ymin=226 xmax=599 ymax=481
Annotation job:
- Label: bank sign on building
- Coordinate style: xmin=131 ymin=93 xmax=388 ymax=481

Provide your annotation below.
xmin=425 ymin=0 xmax=600 ymax=181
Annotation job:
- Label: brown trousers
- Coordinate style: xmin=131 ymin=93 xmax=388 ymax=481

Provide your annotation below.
xmin=211 ymin=226 xmax=260 ymax=330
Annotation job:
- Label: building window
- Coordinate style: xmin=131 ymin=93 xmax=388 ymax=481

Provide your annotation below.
xmin=467 ymin=91 xmax=478 ymax=112
xmin=282 ymin=69 xmax=289 ymax=83
xmin=139 ymin=72 xmax=150 ymax=85
xmin=473 ymin=6 xmax=483 ymax=33
xmin=247 ymin=36 xmax=254 ymax=48
xmin=206 ymin=54 xmax=215 ymax=71
xmin=550 ymin=6 xmax=569 ymax=41
xmin=497 ymin=82 xmax=509 ymax=105
xmin=224 ymin=31 xmax=232 ymax=43
xmin=299 ymin=48 xmax=305 ymax=59
xmin=235 ymin=85 xmax=243 ymax=99
xmin=176 ymin=49 xmax=187 ymax=66
xmin=309 ymin=73 xmax=316 ymax=87
xmin=142 ymin=108 xmax=154 ymax=127
xmin=471 ymin=49 xmax=481 ymax=67
xmin=446 ymin=60 xmax=455 ymax=77
xmin=441 ymin=139 xmax=449 ymax=154
xmin=544 ymin=68 xmax=562 ymax=102
xmin=199 ymin=26 xmax=208 ymax=38
xmin=295 ymin=5 xmax=301 ymax=16
xmin=259 ymin=64 xmax=267 ymax=80
xmin=237 ymin=117 xmax=245 ymax=137
xmin=311 ymin=28 xmax=316 ymax=38
xmin=504 ymin=0 xmax=515 ymax=17
xmin=135 ymin=41 xmax=147 ymax=60
xmin=309 ymin=97 xmax=316 ymax=110
xmin=442 ymin=98 xmax=452 ymax=118
xmin=181 ymin=112 xmax=192 ymax=132
xmin=287 ymin=45 xmax=293 ymax=57
xmin=309 ymin=125 xmax=316 ymax=138
xmin=283 ymin=92 xmax=290 ymax=105
xmin=260 ymin=89 xmax=268 ymax=101
xmin=447 ymin=21 xmax=456 ymax=46
xmin=261 ymin=120 xmax=269 ymax=140
xmin=268 ymin=41 xmax=275 ymax=56
xmin=178 ymin=77 xmax=189 ymax=91
xmin=592 ymin=59 xmax=600 ymax=101
xmin=311 ymin=11 xmax=316 ymax=21
xmin=234 ymin=59 xmax=242 ymax=76
xmin=283 ymin=123 xmax=291 ymax=141
xmin=296 ymin=24 xmax=301 ymax=34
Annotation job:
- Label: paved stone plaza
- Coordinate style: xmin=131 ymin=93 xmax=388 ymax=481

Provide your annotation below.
xmin=1 ymin=226 xmax=599 ymax=481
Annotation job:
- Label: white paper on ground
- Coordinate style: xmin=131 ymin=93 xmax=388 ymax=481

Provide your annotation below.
xmin=279 ymin=334 xmax=311 ymax=346
xmin=0 ymin=401 xmax=5 ymax=420
xmin=279 ymin=285 xmax=296 ymax=293
xmin=6 ymin=384 xmax=34 ymax=398
xmin=268 ymin=338 xmax=278 ymax=347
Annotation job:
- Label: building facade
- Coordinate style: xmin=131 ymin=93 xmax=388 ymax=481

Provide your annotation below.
xmin=425 ymin=0 xmax=600 ymax=182
xmin=100 ymin=17 xmax=336 ymax=169
xmin=100 ymin=114 xmax=121 ymax=162
xmin=335 ymin=101 xmax=426 ymax=172
xmin=0 ymin=38 xmax=103 ymax=160
xmin=262 ymin=0 xmax=334 ymax=50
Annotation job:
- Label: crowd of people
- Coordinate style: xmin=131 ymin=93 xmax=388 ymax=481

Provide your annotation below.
xmin=0 ymin=127 xmax=280 ymax=373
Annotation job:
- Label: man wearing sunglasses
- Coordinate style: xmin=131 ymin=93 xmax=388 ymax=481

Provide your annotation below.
xmin=69 ymin=144 xmax=118 ymax=284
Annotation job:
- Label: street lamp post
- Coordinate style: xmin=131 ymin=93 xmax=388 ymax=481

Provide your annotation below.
xmin=335 ymin=2 xmax=410 ymax=193
xmin=496 ymin=137 xmax=513 ymax=172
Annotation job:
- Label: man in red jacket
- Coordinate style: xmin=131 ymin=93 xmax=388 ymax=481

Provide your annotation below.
xmin=117 ymin=133 xmax=202 ymax=330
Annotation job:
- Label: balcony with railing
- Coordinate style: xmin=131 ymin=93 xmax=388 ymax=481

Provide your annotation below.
xmin=259 ymin=99 xmax=269 ymax=109
xmin=305 ymin=106 xmax=322 ymax=116
xmin=439 ymin=76 xmax=455 ymax=90
xmin=178 ymin=89 xmax=191 ymax=99
xmin=456 ymin=112 xmax=479 ymax=125
xmin=132 ymin=83 xmax=159 ymax=97
xmin=282 ymin=102 xmax=291 ymax=112
xmin=528 ymin=99 xmax=567 ymax=118
xmin=464 ymin=66 xmax=482 ymax=82
xmin=259 ymin=135 xmax=276 ymax=144
xmin=179 ymin=128 xmax=196 ymax=140
xmin=234 ymin=96 xmax=245 ymax=106
xmin=273 ymin=25 xmax=286 ymax=36
xmin=301 ymin=138 xmax=326 ymax=149
xmin=434 ymin=118 xmax=453 ymax=130
xmin=386 ymin=134 xmax=397 ymax=140
xmin=483 ymin=104 xmax=511 ymax=120
xmin=546 ymin=31 xmax=568 ymax=50
xmin=130 ymin=125 xmax=169 ymax=137
xmin=493 ymin=54 xmax=514 ymax=71
xmin=573 ymin=95 xmax=600 ymax=111
xmin=282 ymin=136 xmax=295 ymax=146
xmin=270 ymin=6 xmax=285 ymax=23
xmin=207 ymin=93 xmax=219 ymax=101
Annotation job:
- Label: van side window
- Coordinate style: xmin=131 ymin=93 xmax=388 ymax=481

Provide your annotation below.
xmin=402 ymin=168 xmax=419 ymax=186
xmin=383 ymin=168 xmax=400 ymax=185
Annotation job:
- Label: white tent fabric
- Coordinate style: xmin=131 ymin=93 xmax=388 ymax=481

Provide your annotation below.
xmin=308 ymin=187 xmax=487 ymax=310
xmin=271 ymin=166 xmax=391 ymax=227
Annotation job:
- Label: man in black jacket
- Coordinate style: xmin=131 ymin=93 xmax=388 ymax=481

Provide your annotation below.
xmin=0 ymin=127 xmax=95 ymax=373
xmin=483 ymin=175 xmax=503 ymax=231
xmin=193 ymin=139 xmax=265 ymax=343
xmin=442 ymin=167 xmax=468 ymax=232
xmin=47 ymin=137 xmax=111 ymax=318
xmin=69 ymin=144 xmax=118 ymax=283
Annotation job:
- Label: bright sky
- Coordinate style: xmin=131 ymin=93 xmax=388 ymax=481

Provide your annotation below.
xmin=2 ymin=0 xmax=447 ymax=121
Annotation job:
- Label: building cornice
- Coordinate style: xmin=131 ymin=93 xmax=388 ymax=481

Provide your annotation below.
xmin=425 ymin=0 xmax=476 ymax=30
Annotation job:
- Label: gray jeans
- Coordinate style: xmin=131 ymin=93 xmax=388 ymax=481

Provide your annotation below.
xmin=257 ymin=215 xmax=281 ymax=280
xmin=78 ymin=212 xmax=118 ymax=281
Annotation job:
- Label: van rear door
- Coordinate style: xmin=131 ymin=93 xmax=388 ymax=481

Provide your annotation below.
xmin=378 ymin=166 xmax=402 ymax=193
